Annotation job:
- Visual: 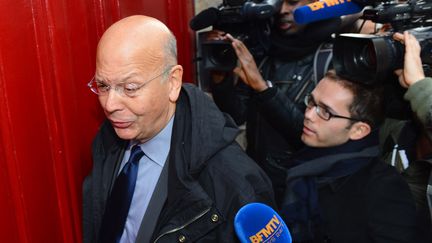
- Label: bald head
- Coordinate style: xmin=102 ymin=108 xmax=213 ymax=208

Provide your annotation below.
xmin=94 ymin=16 xmax=184 ymax=143
xmin=97 ymin=15 xmax=177 ymax=73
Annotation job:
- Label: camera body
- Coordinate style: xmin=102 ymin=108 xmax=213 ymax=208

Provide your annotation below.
xmin=195 ymin=0 xmax=280 ymax=71
xmin=333 ymin=0 xmax=432 ymax=85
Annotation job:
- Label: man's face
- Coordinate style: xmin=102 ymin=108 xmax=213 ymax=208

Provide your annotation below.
xmin=301 ymin=78 xmax=356 ymax=147
xmin=95 ymin=56 xmax=177 ymax=143
xmin=276 ymin=0 xmax=313 ymax=35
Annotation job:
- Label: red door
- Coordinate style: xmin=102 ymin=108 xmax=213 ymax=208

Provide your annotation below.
xmin=0 ymin=1 xmax=194 ymax=242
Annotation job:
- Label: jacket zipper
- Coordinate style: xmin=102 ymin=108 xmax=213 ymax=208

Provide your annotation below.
xmin=153 ymin=207 xmax=212 ymax=243
xmin=294 ymin=69 xmax=314 ymax=103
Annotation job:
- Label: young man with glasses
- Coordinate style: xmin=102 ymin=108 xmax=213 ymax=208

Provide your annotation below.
xmin=83 ymin=15 xmax=276 ymax=243
xmin=280 ymin=70 xmax=419 ymax=242
xmin=207 ymin=0 xmax=350 ymax=205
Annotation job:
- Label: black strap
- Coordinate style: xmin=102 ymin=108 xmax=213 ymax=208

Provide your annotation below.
xmin=313 ymin=43 xmax=333 ymax=84
xmin=135 ymin=157 xmax=169 ymax=243
xmin=427 ymin=162 xmax=432 ymax=223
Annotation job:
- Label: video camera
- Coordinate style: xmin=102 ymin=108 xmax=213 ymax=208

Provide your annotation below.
xmin=333 ymin=0 xmax=432 ymax=85
xmin=190 ymin=0 xmax=280 ymax=71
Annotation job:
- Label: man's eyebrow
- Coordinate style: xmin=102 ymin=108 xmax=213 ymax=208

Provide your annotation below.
xmin=311 ymin=94 xmax=338 ymax=114
xmin=95 ymin=73 xmax=139 ymax=84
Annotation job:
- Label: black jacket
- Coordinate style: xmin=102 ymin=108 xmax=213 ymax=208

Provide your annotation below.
xmin=83 ymin=84 xmax=276 ymax=243
xmin=281 ymin=134 xmax=419 ymax=243
xmin=380 ymin=118 xmax=432 ymax=242
xmin=318 ymin=158 xmax=419 ymax=243
xmin=212 ymin=53 xmax=316 ymax=206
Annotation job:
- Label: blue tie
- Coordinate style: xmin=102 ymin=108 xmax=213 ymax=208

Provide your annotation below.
xmin=99 ymin=145 xmax=144 ymax=243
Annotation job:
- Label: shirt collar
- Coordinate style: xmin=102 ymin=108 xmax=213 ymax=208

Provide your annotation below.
xmin=130 ymin=116 xmax=174 ymax=167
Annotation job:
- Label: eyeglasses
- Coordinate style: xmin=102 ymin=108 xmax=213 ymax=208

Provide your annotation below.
xmin=87 ymin=66 xmax=173 ymax=98
xmin=304 ymin=94 xmax=362 ymax=122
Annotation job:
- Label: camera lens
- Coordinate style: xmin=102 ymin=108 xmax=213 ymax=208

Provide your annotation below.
xmin=207 ymin=44 xmax=237 ymax=70
xmin=333 ymin=33 xmax=387 ymax=85
xmin=202 ymin=40 xmax=238 ymax=71
xmin=354 ymin=42 xmax=377 ymax=71
xmin=209 ymin=44 xmax=236 ymax=67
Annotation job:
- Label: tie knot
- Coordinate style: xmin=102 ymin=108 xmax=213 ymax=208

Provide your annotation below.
xmin=129 ymin=145 xmax=144 ymax=164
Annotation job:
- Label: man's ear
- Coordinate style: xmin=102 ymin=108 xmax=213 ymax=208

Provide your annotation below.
xmin=168 ymin=65 xmax=183 ymax=102
xmin=348 ymin=122 xmax=371 ymax=140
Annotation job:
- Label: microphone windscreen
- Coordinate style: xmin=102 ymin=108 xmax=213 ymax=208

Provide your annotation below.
xmin=234 ymin=203 xmax=292 ymax=243
xmin=294 ymin=0 xmax=363 ymax=24
xmin=189 ymin=7 xmax=219 ymax=31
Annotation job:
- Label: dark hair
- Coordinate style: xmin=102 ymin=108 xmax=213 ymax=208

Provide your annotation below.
xmin=324 ymin=70 xmax=385 ymax=128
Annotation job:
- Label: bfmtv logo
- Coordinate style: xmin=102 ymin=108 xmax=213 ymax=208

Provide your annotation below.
xmin=234 ymin=203 xmax=292 ymax=243
xmin=249 ymin=214 xmax=285 ymax=242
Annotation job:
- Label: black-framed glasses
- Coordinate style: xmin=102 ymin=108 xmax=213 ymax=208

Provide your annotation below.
xmin=87 ymin=65 xmax=173 ymax=98
xmin=304 ymin=94 xmax=362 ymax=122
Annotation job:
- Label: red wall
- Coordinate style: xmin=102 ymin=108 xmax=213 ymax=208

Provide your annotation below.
xmin=0 ymin=1 xmax=194 ymax=242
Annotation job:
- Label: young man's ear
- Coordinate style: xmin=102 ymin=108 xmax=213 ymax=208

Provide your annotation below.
xmin=349 ymin=122 xmax=371 ymax=140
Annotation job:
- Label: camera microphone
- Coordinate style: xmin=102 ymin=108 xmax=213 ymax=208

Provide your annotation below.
xmin=294 ymin=0 xmax=364 ymax=24
xmin=189 ymin=7 xmax=220 ymax=31
xmin=234 ymin=203 xmax=292 ymax=243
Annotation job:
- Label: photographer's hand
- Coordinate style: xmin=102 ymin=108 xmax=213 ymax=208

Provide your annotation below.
xmin=393 ymin=31 xmax=425 ymax=88
xmin=205 ymin=30 xmax=226 ymax=41
xmin=224 ymin=33 xmax=269 ymax=92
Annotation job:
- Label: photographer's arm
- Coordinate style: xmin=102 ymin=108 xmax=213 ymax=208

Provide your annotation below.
xmin=224 ymin=33 xmax=304 ymax=146
xmin=254 ymin=88 xmax=305 ymax=149
xmin=225 ymin=33 xmax=269 ymax=92
xmin=404 ymin=78 xmax=432 ymax=133
xmin=393 ymin=31 xmax=432 ymax=132
xmin=393 ymin=31 xmax=425 ymax=88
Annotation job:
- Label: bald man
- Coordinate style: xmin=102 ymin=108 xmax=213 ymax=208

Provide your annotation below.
xmin=83 ymin=15 xmax=276 ymax=243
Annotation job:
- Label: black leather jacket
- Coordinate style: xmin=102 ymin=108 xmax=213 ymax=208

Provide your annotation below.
xmin=212 ymin=53 xmax=317 ymax=204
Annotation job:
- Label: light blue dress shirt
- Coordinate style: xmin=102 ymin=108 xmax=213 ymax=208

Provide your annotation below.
xmin=119 ymin=116 xmax=174 ymax=243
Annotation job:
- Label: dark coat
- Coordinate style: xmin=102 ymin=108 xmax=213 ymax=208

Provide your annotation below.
xmin=212 ymin=54 xmax=314 ymax=159
xmin=83 ymin=84 xmax=276 ymax=243
xmin=379 ymin=118 xmax=432 ymax=242
xmin=318 ymin=158 xmax=419 ymax=243
xmin=281 ymin=134 xmax=419 ymax=243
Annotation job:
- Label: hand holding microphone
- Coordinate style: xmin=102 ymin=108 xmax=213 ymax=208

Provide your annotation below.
xmin=234 ymin=203 xmax=292 ymax=243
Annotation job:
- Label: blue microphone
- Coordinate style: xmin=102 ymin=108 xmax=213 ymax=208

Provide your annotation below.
xmin=294 ymin=0 xmax=363 ymax=24
xmin=234 ymin=203 xmax=292 ymax=243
